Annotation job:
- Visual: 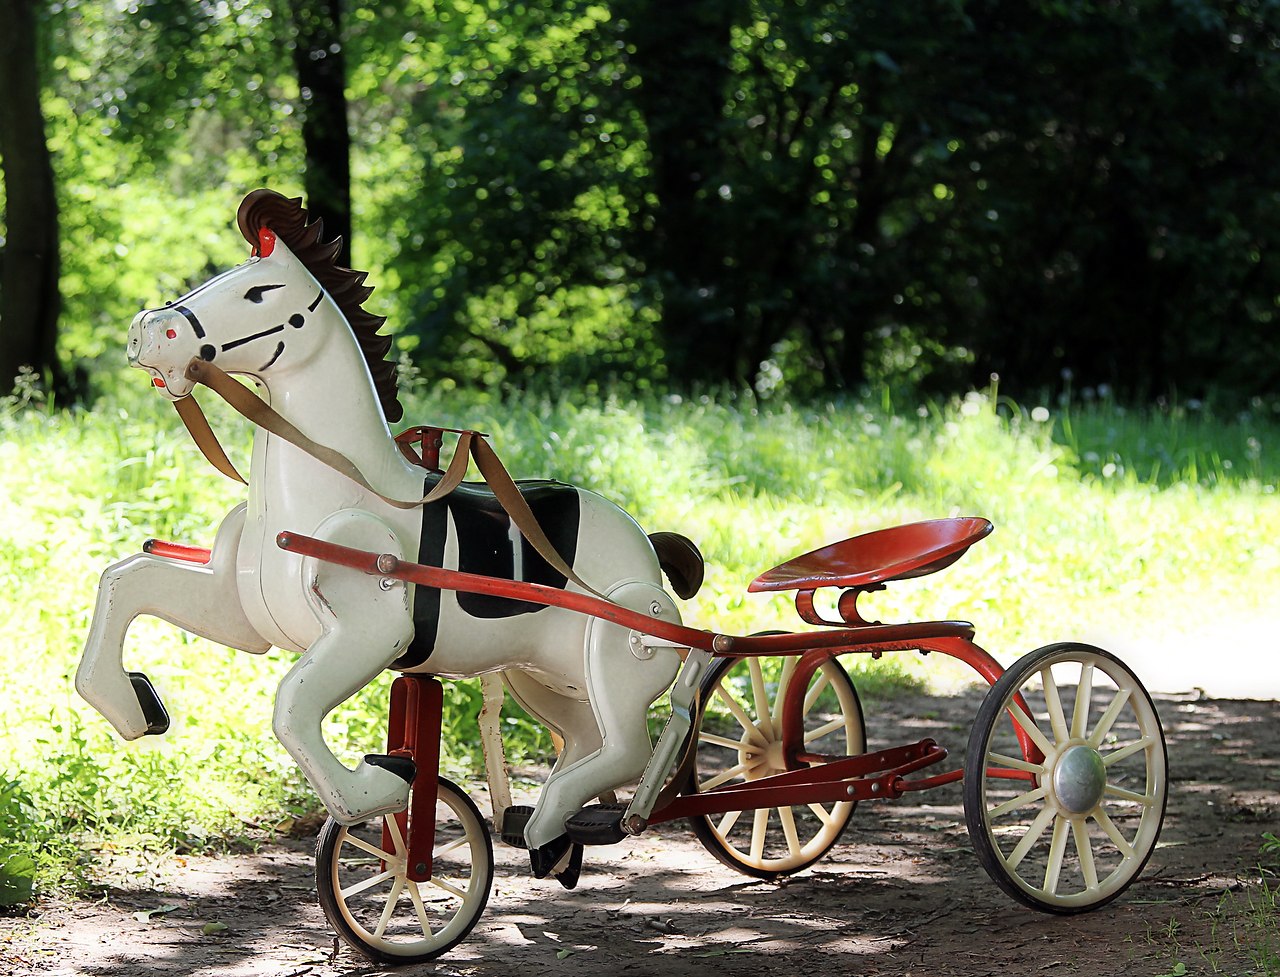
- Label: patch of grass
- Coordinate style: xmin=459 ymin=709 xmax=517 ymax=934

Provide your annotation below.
xmin=2 ymin=378 xmax=1277 ymax=898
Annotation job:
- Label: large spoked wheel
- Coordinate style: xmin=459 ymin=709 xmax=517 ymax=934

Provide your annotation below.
xmin=316 ymin=777 xmax=494 ymax=965
xmin=686 ymin=655 xmax=866 ymax=879
xmin=964 ymin=642 xmax=1167 ymax=913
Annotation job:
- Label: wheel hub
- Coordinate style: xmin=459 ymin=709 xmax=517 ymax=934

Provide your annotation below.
xmin=1052 ymin=744 xmax=1107 ymax=814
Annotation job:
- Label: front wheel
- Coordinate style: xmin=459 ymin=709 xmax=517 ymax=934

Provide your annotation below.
xmin=964 ymin=643 xmax=1167 ymax=913
xmin=316 ymin=777 xmax=494 ymax=965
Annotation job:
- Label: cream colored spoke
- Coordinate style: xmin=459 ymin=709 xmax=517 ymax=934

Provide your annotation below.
xmin=1043 ymin=817 xmax=1069 ymax=895
xmin=1007 ymin=700 xmax=1054 ymax=758
xmin=777 ymin=806 xmax=803 ymax=859
xmin=803 ymin=671 xmax=831 ymax=713
xmin=804 ymin=716 xmax=847 ymax=744
xmin=1088 ymin=688 xmax=1132 ymax=747
xmin=750 ymin=807 xmax=770 ymax=863
xmin=373 ymin=875 xmax=405 ymax=939
xmin=340 ymin=868 xmax=394 ymax=900
xmin=427 ymin=874 xmax=468 ymax=900
xmin=986 ymin=751 xmax=1044 ymax=775
xmin=385 ymin=814 xmax=408 ymax=856
xmin=987 ymin=785 xmax=1048 ymax=820
xmin=700 ymin=731 xmax=753 ymax=752
xmin=771 ymin=657 xmax=797 ymax=728
xmin=344 ymin=835 xmax=395 ymax=861
xmin=433 ymin=836 xmax=468 ymax=858
xmin=748 ymin=658 xmax=776 ymax=739
xmin=405 ymin=879 xmax=435 ymax=938
xmin=1072 ymin=819 xmax=1100 ymax=891
xmin=1103 ymin=736 xmax=1154 ymax=767
xmin=807 ymin=803 xmax=836 ymax=826
xmin=701 ymin=758 xmax=764 ymax=792
xmin=1041 ymin=668 xmax=1070 ymax=743
xmin=716 ymin=687 xmax=768 ymax=748
xmin=1104 ymin=784 xmax=1155 ymax=806
xmin=1004 ymin=804 xmax=1058 ymax=871
xmin=715 ymin=808 xmax=744 ymax=836
xmin=1071 ymin=663 xmax=1095 ymax=738
xmin=1092 ymin=807 xmax=1135 ymax=859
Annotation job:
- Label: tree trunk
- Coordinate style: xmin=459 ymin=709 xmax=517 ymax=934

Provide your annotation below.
xmin=289 ymin=0 xmax=352 ymax=267
xmin=620 ymin=0 xmax=740 ymax=383
xmin=0 ymin=0 xmax=63 ymax=395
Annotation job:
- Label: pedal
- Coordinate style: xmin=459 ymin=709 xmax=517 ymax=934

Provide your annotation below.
xmin=564 ymin=803 xmax=628 ymax=845
xmin=501 ymin=805 xmax=534 ymax=849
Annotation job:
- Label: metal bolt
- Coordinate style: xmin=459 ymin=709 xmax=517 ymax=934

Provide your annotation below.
xmin=650 ymin=601 xmax=662 ymax=616
xmin=414 ymin=862 xmax=428 ymax=875
xmin=871 ymin=782 xmax=882 ymax=794
xmin=623 ymin=815 xmax=647 ymax=836
xmin=379 ymin=577 xmax=395 ymax=591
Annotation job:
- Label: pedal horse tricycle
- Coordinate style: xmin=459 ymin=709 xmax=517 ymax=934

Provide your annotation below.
xmin=77 ymin=191 xmax=1168 ymax=965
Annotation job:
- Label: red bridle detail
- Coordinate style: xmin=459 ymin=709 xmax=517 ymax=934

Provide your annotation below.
xmin=254 ymin=227 xmax=277 ymax=258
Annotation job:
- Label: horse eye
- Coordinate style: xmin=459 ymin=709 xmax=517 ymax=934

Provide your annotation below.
xmin=245 ymin=284 xmax=286 ymax=303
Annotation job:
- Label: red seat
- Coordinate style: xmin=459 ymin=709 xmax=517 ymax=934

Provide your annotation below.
xmin=749 ymin=517 xmax=993 ymax=593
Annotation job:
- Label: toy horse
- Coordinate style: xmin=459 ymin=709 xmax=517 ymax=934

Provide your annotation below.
xmin=76 ymin=189 xmax=698 ymax=873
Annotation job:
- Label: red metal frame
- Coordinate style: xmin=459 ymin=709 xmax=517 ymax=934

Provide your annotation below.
xmin=142 ymin=538 xmax=212 ymax=564
xmin=382 ymin=676 xmax=443 ymax=884
xmin=271 ymin=529 xmax=1047 ymax=832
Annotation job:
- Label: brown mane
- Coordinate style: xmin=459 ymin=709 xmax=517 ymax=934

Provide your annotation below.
xmin=236 ymin=189 xmax=402 ymax=423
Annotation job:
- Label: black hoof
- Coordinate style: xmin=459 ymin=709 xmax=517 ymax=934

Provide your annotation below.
xmin=529 ymin=834 xmax=572 ymax=879
xmin=128 ymin=672 xmax=170 ymax=735
xmin=364 ymin=754 xmax=416 ymax=784
xmin=553 ymin=842 xmax=584 ymax=890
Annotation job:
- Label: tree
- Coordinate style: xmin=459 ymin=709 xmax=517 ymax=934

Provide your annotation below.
xmin=0 ymin=0 xmax=64 ymax=395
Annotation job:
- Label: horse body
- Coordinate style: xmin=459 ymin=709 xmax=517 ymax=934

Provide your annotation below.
xmin=78 ymin=191 xmax=683 ymax=853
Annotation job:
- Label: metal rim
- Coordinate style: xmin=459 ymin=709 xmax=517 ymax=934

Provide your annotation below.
xmin=964 ymin=643 xmax=1167 ymax=913
xmin=688 ymin=655 xmax=865 ymax=877
xmin=316 ymin=777 xmax=493 ymax=963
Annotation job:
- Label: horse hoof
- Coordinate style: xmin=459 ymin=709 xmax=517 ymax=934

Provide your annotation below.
xmin=364 ymin=753 xmax=416 ymax=784
xmin=553 ymin=842 xmax=584 ymax=890
xmin=528 ymin=834 xmax=572 ymax=879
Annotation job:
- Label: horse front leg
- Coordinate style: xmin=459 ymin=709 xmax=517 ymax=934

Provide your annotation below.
xmin=271 ymin=511 xmax=417 ymax=825
xmin=76 ymin=503 xmax=269 ymax=740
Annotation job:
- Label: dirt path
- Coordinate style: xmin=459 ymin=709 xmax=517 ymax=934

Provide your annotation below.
xmin=4 ymin=689 xmax=1278 ymax=977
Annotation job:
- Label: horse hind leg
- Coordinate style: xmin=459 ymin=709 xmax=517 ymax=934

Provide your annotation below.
xmin=76 ymin=504 xmax=269 ymax=740
xmin=522 ymin=581 xmax=682 ymax=851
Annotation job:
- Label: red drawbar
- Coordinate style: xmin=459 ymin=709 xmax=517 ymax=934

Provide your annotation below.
xmin=143 ymin=539 xmax=212 ymax=565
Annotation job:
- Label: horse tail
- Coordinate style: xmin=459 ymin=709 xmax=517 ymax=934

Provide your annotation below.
xmin=648 ymin=532 xmax=704 ymax=600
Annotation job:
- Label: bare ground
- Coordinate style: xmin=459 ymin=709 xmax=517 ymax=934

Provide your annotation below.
xmin=4 ymin=688 xmax=1278 ymax=977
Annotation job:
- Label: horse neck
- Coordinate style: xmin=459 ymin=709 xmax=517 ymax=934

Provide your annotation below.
xmin=249 ymin=317 xmax=421 ymax=501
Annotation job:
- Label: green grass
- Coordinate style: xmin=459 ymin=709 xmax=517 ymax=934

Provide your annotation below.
xmin=1 ymin=376 xmax=1277 ymax=899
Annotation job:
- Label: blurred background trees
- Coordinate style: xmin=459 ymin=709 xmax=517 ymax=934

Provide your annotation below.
xmin=1 ymin=0 xmax=1277 ymax=404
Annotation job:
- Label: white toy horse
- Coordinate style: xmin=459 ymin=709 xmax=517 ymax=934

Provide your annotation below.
xmin=76 ymin=189 xmax=697 ymax=875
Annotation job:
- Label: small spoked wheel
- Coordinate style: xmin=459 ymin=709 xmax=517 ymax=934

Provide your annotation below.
xmin=964 ymin=642 xmax=1167 ymax=913
xmin=686 ymin=654 xmax=866 ymax=879
xmin=316 ymin=777 xmax=494 ymax=965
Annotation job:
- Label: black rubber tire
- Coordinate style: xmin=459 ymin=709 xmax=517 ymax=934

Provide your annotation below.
xmin=316 ymin=777 xmax=494 ymax=965
xmin=963 ymin=642 xmax=1167 ymax=914
xmin=685 ymin=654 xmax=866 ymax=879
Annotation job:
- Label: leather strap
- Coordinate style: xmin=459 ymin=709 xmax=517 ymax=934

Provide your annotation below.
xmin=181 ymin=357 xmax=603 ymax=597
xmin=173 ymin=394 xmax=247 ymax=484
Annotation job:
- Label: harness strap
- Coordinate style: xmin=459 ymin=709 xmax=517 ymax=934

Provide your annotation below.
xmin=174 ymin=394 xmax=247 ymax=485
xmin=180 ymin=357 xmax=604 ymax=599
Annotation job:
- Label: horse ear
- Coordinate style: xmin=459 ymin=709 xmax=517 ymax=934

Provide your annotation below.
xmin=254 ymin=227 xmax=277 ymax=258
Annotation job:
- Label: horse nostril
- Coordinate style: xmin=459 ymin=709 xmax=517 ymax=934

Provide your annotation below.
xmin=200 ymin=344 xmax=217 ymax=361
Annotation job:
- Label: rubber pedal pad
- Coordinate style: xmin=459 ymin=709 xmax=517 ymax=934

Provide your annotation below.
xmin=564 ymin=802 xmax=628 ymax=845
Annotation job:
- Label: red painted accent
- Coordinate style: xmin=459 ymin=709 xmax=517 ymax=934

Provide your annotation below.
xmin=166 ymin=328 xmax=178 ymax=339
xmin=257 ymin=227 xmax=276 ymax=258
xmin=649 ymin=739 xmax=948 ymax=823
xmin=273 ymin=531 xmax=976 ymax=656
xmin=749 ymin=517 xmax=993 ymax=593
xmin=394 ymin=426 xmax=448 ymax=472
xmin=381 ymin=676 xmax=443 ymax=883
xmin=152 ymin=377 xmax=166 ymax=388
xmin=142 ymin=539 xmax=212 ymax=564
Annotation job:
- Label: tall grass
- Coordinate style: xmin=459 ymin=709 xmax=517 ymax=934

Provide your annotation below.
xmin=2 ymin=377 xmax=1276 ymax=897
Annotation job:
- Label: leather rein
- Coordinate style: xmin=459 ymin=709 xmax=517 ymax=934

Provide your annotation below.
xmin=172 ymin=356 xmax=603 ymax=598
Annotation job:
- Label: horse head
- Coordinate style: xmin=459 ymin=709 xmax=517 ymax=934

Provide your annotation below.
xmin=127 ymin=189 xmax=402 ymax=422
